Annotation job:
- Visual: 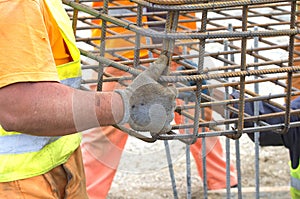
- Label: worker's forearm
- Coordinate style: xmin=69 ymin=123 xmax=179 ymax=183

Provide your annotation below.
xmin=0 ymin=82 xmax=124 ymax=136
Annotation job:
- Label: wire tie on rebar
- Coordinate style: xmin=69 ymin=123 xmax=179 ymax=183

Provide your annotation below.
xmin=96 ymin=9 xmax=104 ymax=19
xmin=268 ymin=92 xmax=272 ymax=100
xmin=246 ymin=70 xmax=251 ymax=76
xmin=206 ymin=32 xmax=210 ymax=38
xmin=124 ymin=22 xmax=135 ymax=30
xmin=124 ymin=66 xmax=130 ymax=73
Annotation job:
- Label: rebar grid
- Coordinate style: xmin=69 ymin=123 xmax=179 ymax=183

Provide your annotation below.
xmin=63 ymin=0 xmax=300 ymax=141
xmin=62 ymin=0 xmax=300 ymax=198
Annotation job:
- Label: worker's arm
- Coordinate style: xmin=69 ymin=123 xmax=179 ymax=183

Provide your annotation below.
xmin=0 ymin=55 xmax=177 ymax=137
xmin=0 ymin=82 xmax=124 ymax=136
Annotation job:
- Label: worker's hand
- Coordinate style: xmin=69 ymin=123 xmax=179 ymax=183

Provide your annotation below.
xmin=115 ymin=54 xmax=177 ymax=135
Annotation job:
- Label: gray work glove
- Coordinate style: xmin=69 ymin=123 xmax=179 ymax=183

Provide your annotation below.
xmin=115 ymin=55 xmax=177 ymax=135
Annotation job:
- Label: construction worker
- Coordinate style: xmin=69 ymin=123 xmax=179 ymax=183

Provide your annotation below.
xmin=0 ymin=0 xmax=176 ymax=198
xmin=82 ymin=2 xmax=237 ymax=198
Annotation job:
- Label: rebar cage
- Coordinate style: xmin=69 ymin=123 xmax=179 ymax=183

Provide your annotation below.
xmin=63 ymin=0 xmax=300 ymax=198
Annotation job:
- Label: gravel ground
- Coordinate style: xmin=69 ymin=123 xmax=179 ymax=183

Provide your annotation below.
xmin=107 ymin=133 xmax=290 ymax=198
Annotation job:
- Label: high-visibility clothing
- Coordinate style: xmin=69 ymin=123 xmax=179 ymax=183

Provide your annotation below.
xmin=45 ymin=0 xmax=82 ymax=88
xmin=290 ymin=161 xmax=300 ymax=198
xmin=0 ymin=0 xmax=81 ymax=182
xmin=0 ymin=148 xmax=88 ymax=199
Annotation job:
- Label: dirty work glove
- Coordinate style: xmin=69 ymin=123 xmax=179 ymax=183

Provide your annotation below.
xmin=115 ymin=54 xmax=177 ymax=135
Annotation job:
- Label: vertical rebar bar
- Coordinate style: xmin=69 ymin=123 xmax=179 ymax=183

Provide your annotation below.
xmin=253 ymin=26 xmax=260 ymax=199
xmin=224 ymin=39 xmax=232 ymax=199
xmin=198 ymin=9 xmax=209 ymax=199
xmin=133 ymin=4 xmax=143 ymax=69
xmin=97 ymin=0 xmax=109 ymax=92
xmin=163 ymin=9 xmax=180 ymax=199
xmin=72 ymin=0 xmax=80 ymax=36
xmin=280 ymin=0 xmax=296 ymax=134
xmin=194 ymin=12 xmax=206 ymax=142
xmin=164 ymin=140 xmax=178 ymax=199
xmin=236 ymin=5 xmax=248 ymax=138
xmin=235 ymin=139 xmax=242 ymax=199
xmin=228 ymin=23 xmax=243 ymax=199
xmin=163 ymin=10 xmax=179 ymax=75
xmin=238 ymin=4 xmax=248 ymax=191
xmin=186 ymin=143 xmax=192 ymax=199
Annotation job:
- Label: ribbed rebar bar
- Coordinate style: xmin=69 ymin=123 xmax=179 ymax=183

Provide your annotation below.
xmin=63 ymin=0 xmax=299 ymax=40
xmin=132 ymin=0 xmax=292 ymax=11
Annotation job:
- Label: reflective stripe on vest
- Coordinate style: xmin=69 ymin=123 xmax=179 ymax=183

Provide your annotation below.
xmin=291 ymin=176 xmax=300 ymax=190
xmin=0 ymin=133 xmax=81 ymax=182
xmin=0 ymin=133 xmax=60 ymax=154
xmin=0 ymin=0 xmax=82 ymax=182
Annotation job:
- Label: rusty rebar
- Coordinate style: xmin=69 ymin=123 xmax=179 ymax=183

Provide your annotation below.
xmin=63 ymin=0 xmax=300 ymax=141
